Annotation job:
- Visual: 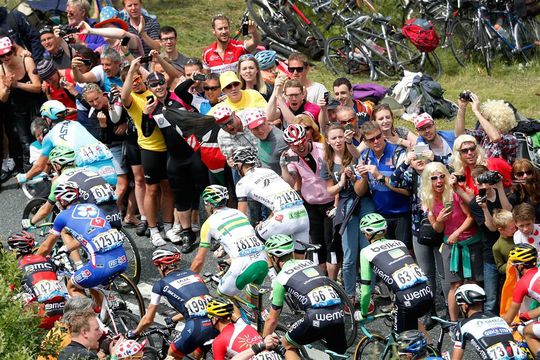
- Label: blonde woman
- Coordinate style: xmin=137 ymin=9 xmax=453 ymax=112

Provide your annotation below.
xmin=420 ymin=162 xmax=481 ymax=321
xmin=294 ymin=113 xmax=322 ymax=142
xmin=237 ymin=55 xmax=273 ymax=101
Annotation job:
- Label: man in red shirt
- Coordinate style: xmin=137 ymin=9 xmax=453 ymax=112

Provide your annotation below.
xmin=202 ymin=14 xmax=261 ymax=74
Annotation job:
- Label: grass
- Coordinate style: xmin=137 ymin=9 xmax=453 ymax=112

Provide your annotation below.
xmin=145 ymin=0 xmax=540 ymax=130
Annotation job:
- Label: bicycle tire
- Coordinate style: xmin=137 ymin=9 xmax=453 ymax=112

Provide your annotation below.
xmin=275 ymin=323 xmax=310 ymax=360
xmin=478 ymin=24 xmax=493 ymax=75
xmin=109 ymin=272 xmax=146 ymax=316
xmin=106 ymin=310 xmax=157 ymax=348
xmin=449 ymin=18 xmax=475 ymax=67
xmin=327 ymin=278 xmax=357 ymax=348
xmin=117 ymin=229 xmax=141 ymax=291
xmin=324 ymin=36 xmax=376 ymax=79
xmin=514 ymin=20 xmax=537 ymax=62
xmin=419 ymin=51 xmax=442 ymax=80
xmin=23 ymin=197 xmax=56 ymax=240
xmin=282 ymin=5 xmax=326 ymax=59
xmin=247 ymin=0 xmax=298 ymax=46
xmin=141 ymin=347 xmax=159 ymax=360
xmin=353 ymin=334 xmax=387 ymax=360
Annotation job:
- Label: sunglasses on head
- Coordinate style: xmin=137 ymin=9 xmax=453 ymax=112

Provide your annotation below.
xmin=288 ymin=66 xmax=304 ymax=73
xmin=515 ymin=170 xmax=533 ymax=177
xmin=204 ymin=85 xmax=220 ymax=91
xmin=430 ymin=174 xmax=446 ymax=181
xmin=239 ymin=54 xmax=255 ymax=61
xmin=364 ymin=133 xmax=382 ymax=143
xmin=148 ymin=79 xmax=166 ymax=87
xmin=459 ymin=145 xmax=477 ymax=154
xmin=224 ymin=82 xmax=240 ymax=90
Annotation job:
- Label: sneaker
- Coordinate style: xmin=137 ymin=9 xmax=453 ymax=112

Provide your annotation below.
xmin=372 ymin=283 xmax=390 ymax=299
xmin=136 ymin=220 xmax=148 ymax=237
xmin=166 ymin=229 xmax=182 ymax=244
xmin=191 ymin=223 xmax=200 ymax=232
xmin=6 ymin=158 xmax=15 ymax=172
xmin=151 ymin=232 xmax=167 ymax=247
xmin=180 ymin=230 xmax=197 ymax=253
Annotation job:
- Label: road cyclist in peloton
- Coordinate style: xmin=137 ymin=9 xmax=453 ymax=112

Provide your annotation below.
xmin=128 ymin=246 xmax=218 ymax=359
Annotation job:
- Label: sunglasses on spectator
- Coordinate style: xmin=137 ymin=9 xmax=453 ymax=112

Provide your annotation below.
xmin=218 ymin=117 xmax=235 ymax=128
xmin=148 ymin=79 xmax=166 ymax=87
xmin=224 ymin=82 xmax=240 ymax=90
xmin=339 ymin=118 xmax=356 ymax=125
xmin=0 ymin=51 xmax=13 ymax=59
xmin=515 ymin=170 xmax=533 ymax=177
xmin=430 ymin=174 xmax=446 ymax=181
xmin=288 ymin=67 xmax=304 ymax=73
xmin=204 ymin=85 xmax=220 ymax=91
xmin=364 ymin=133 xmax=382 ymax=143
xmin=459 ymin=145 xmax=477 ymax=154
xmin=417 ymin=123 xmax=434 ymax=131
xmin=286 ymin=92 xmax=302 ymax=98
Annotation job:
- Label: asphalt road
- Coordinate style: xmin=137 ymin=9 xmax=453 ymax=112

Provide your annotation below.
xmin=0 ymin=177 xmax=477 ymax=359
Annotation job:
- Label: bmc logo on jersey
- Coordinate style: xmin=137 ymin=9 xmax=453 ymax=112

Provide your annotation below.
xmin=90 ymin=217 xmax=106 ymax=228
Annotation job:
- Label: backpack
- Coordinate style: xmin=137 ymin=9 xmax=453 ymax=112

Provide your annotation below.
xmin=401 ymin=18 xmax=440 ymax=53
xmin=352 ymin=83 xmax=387 ymax=102
xmin=407 ymin=75 xmax=458 ymax=119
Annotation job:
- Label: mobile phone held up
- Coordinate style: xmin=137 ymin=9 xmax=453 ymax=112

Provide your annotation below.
xmin=323 ymin=91 xmax=329 ymax=105
xmin=121 ymin=36 xmax=130 ymax=47
xmin=242 ymin=21 xmax=249 ymax=36
xmin=146 ymin=95 xmax=154 ymax=104
xmin=140 ymin=55 xmax=152 ymax=64
xmin=193 ymin=73 xmax=206 ymax=81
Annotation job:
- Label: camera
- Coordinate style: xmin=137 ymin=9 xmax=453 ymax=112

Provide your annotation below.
xmin=476 ymin=170 xmax=501 ymax=185
xmin=193 ymin=73 xmax=206 ymax=81
xmin=459 ymin=90 xmax=473 ymax=102
xmin=453 ymin=174 xmax=466 ymax=182
xmin=58 ymin=24 xmax=78 ymax=37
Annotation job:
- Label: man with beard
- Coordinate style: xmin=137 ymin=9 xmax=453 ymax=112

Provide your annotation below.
xmin=414 ymin=113 xmax=455 ymax=166
xmin=202 ymin=14 xmax=261 ymax=74
xmin=332 ymin=77 xmax=372 ymax=126
xmin=71 ymin=47 xmax=123 ymax=92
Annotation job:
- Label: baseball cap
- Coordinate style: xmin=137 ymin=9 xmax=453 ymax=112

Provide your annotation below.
xmin=245 ymin=109 xmax=267 ymax=130
xmin=213 ymin=105 xmax=233 ymax=124
xmin=414 ymin=112 xmax=434 ymax=130
xmin=35 ymin=59 xmax=58 ymax=81
xmin=219 ymin=71 xmax=241 ymax=91
xmin=0 ymin=37 xmax=12 ymax=56
xmin=146 ymin=72 xmax=165 ymax=82
xmin=327 ymin=99 xmax=340 ymax=110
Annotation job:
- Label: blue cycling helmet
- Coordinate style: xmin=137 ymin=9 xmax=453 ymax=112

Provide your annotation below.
xmin=397 ymin=330 xmax=428 ymax=355
xmin=40 ymin=100 xmax=68 ymax=121
xmin=254 ymin=50 xmax=277 ymax=70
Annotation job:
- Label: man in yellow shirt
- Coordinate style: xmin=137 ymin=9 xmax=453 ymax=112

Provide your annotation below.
xmin=208 ymin=71 xmax=267 ymax=114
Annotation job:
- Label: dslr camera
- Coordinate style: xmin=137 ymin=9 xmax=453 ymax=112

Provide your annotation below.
xmin=476 ymin=170 xmax=501 ymax=185
xmin=58 ymin=24 xmax=78 ymax=37
xmin=459 ymin=90 xmax=473 ymax=102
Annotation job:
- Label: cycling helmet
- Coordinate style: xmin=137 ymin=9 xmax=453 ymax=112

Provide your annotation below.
xmin=206 ymin=297 xmax=234 ymax=318
xmin=265 ymin=234 xmax=294 ymax=257
xmin=359 ymin=213 xmax=387 ymax=236
xmin=232 ymin=147 xmax=258 ymax=166
xmin=202 ymin=185 xmax=229 ymax=207
xmin=7 ymin=231 xmax=35 ymax=254
xmin=54 ymin=181 xmax=80 ymax=206
xmin=397 ymin=330 xmax=428 ymax=355
xmin=152 ymin=247 xmax=181 ymax=266
xmin=40 ymin=100 xmax=68 ymax=121
xmin=114 ymin=339 xmax=147 ymax=359
xmin=49 ymin=146 xmax=75 ymax=167
xmin=455 ymin=284 xmax=486 ymax=306
xmin=509 ymin=243 xmax=538 ymax=267
xmin=283 ymin=124 xmax=307 ymax=145
xmin=254 ymin=50 xmax=277 ymax=70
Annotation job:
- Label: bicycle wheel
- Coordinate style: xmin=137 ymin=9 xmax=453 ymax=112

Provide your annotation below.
xmin=449 ymin=18 xmax=475 ymax=67
xmin=389 ymin=34 xmax=425 ymax=77
xmin=275 ymin=323 xmax=310 ymax=360
xmin=515 ymin=19 xmax=537 ymax=62
xmin=141 ymin=347 xmax=159 ymax=360
xmin=22 ymin=197 xmax=56 ymax=240
xmin=109 ymin=272 xmax=146 ymax=316
xmin=282 ymin=5 xmax=326 ymax=59
xmin=324 ymin=36 xmax=376 ymax=79
xmin=116 ymin=229 xmax=141 ymax=293
xmin=327 ymin=278 xmax=357 ymax=347
xmin=353 ymin=334 xmax=387 ymax=360
xmin=247 ymin=0 xmax=298 ymax=46
xmin=478 ymin=24 xmax=494 ymax=75
xmin=419 ymin=51 xmax=442 ymax=80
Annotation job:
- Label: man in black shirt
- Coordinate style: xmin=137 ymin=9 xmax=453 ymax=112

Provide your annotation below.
xmin=58 ymin=312 xmax=103 ymax=360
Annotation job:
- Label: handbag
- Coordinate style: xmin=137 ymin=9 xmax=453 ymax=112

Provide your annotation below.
xmin=418 ymin=217 xmax=443 ymax=247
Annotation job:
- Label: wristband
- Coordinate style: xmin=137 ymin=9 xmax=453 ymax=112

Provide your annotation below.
xmin=378 ymin=176 xmax=386 ymax=183
xmin=345 ymin=140 xmax=352 ymax=144
xmin=110 ymin=356 xmax=118 ymax=360
xmin=252 ymin=342 xmax=266 ymax=355
xmin=123 ymin=51 xmax=130 ymax=57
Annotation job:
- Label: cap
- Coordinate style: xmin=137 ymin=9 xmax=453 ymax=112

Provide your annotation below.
xmin=219 ymin=71 xmax=241 ymax=90
xmin=35 ymin=59 xmax=58 ymax=81
xmin=414 ymin=112 xmax=434 ymax=130
xmin=94 ymin=6 xmax=128 ymax=31
xmin=213 ymin=105 xmax=233 ymax=124
xmin=39 ymin=26 xmax=54 ymax=36
xmin=0 ymin=37 xmax=12 ymax=55
xmin=245 ymin=109 xmax=267 ymax=130
xmin=146 ymin=72 xmax=165 ymax=82
xmin=327 ymin=99 xmax=340 ymax=110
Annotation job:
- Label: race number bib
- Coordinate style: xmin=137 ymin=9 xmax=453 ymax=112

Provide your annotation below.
xmin=391 ymin=264 xmax=428 ymax=290
xmin=253 ymin=352 xmax=282 ymax=360
xmin=75 ymin=143 xmax=113 ymax=166
xmin=235 ymin=236 xmax=264 ymax=256
xmin=33 ymin=280 xmax=64 ymax=302
xmin=487 ymin=342 xmax=521 ymax=359
xmin=90 ymin=184 xmax=114 ymax=203
xmin=307 ymin=285 xmax=341 ymax=308
xmin=185 ymin=295 xmax=212 ymax=317
xmin=92 ymin=229 xmax=125 ymax=252
xmin=275 ymin=190 xmax=302 ymax=211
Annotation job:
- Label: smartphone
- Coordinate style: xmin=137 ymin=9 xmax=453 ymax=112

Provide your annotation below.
xmin=444 ymin=201 xmax=453 ymax=211
xmin=80 ymin=58 xmax=92 ymax=66
xmin=284 ymin=155 xmax=299 ymax=162
xmin=478 ymin=188 xmax=487 ymax=198
xmin=455 ymin=174 xmax=466 ymax=183
xmin=323 ymin=91 xmax=329 ymax=105
xmin=345 ymin=123 xmax=354 ymax=131
xmin=140 ymin=55 xmax=152 ymax=64
xmin=414 ymin=143 xmax=429 ymax=156
xmin=121 ymin=36 xmax=130 ymax=46
xmin=242 ymin=21 xmax=249 ymax=36
xmin=146 ymin=95 xmax=154 ymax=104
xmin=193 ymin=73 xmax=206 ymax=81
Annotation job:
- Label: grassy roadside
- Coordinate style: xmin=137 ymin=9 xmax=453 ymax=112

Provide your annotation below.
xmin=146 ymin=0 xmax=540 ymax=129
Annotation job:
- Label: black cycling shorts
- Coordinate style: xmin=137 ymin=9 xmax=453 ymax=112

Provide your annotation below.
xmin=286 ymin=305 xmax=347 ymax=354
xmin=394 ymin=283 xmax=433 ymax=333
xmin=141 ymin=149 xmax=168 ymax=185
xmin=100 ymin=201 xmax=122 ymax=230
xmin=170 ymin=318 xmax=218 ymax=356
xmin=124 ymin=138 xmax=141 ymax=166
xmin=167 ymin=152 xmax=208 ymax=212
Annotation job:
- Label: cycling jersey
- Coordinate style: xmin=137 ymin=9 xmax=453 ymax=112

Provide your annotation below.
xmin=18 ymin=254 xmax=66 ymax=329
xmin=513 ymin=224 xmax=540 ymax=255
xmin=513 ymin=267 xmax=540 ymax=304
xmin=200 ymin=207 xmax=268 ymax=296
xmin=202 ymin=39 xmax=248 ymax=74
xmin=150 ymin=269 xmax=218 ymax=356
xmin=48 ymin=167 xmax=121 ymax=229
xmin=212 ymin=318 xmax=263 ymax=360
xmin=236 ymin=167 xmax=309 ymax=243
xmin=454 ymin=312 xmax=526 ymax=360
xmin=40 ymin=120 xmax=116 ymax=185
xmin=52 ymin=203 xmax=128 ymax=288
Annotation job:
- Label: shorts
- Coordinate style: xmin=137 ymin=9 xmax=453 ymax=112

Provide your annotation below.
xmin=393 ymin=285 xmax=433 ymax=333
xmin=86 ymin=158 xmax=117 ymax=186
xmin=39 ymin=300 xmax=65 ymax=329
xmin=141 ymin=149 xmax=168 ymax=185
xmin=256 ymin=206 xmax=310 ymax=246
xmin=109 ymin=143 xmax=129 ymax=176
xmin=125 ymin=134 xmax=141 ymax=166
xmin=71 ymin=247 xmax=128 ymax=288
xmin=441 ymin=239 xmax=484 ymax=283
xmin=167 ymin=152 xmax=209 ymax=211
xmin=170 ymin=317 xmax=219 ymax=356
xmin=286 ymin=305 xmax=347 ymax=355
xmin=218 ymin=255 xmax=268 ymax=297
xmin=99 ymin=201 xmax=122 ymax=229
xmin=304 ymin=201 xmax=342 ymax=265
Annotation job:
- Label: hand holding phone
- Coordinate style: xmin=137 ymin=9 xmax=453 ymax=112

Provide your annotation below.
xmin=323 ymin=91 xmax=329 ymax=106
xmin=444 ymin=201 xmax=453 ymax=212
xmin=140 ymin=55 xmax=152 ymax=64
xmin=146 ymin=95 xmax=154 ymax=104
xmin=193 ymin=73 xmax=206 ymax=81
xmin=242 ymin=22 xmax=249 ymax=36
xmin=414 ymin=143 xmax=429 ymax=157
xmin=121 ymin=36 xmax=130 ymax=47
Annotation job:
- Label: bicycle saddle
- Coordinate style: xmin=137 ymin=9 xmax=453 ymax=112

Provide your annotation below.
xmin=371 ymin=13 xmax=391 ymax=23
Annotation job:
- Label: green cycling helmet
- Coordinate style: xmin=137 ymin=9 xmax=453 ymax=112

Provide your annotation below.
xmin=265 ymin=234 xmax=294 ymax=257
xmin=49 ymin=146 xmax=75 ymax=167
xmin=202 ymin=185 xmax=229 ymax=207
xmin=359 ymin=213 xmax=387 ymax=235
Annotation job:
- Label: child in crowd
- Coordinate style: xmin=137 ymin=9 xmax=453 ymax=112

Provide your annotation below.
xmin=512 ymin=203 xmax=540 ymax=254
xmin=492 ymin=209 xmax=517 ymax=276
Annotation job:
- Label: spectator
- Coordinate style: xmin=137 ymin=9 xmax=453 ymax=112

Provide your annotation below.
xmin=455 ymin=93 xmax=518 ymax=164
xmin=0 ymin=6 xmax=44 ymax=62
xmin=72 ymin=47 xmax=123 ymax=91
xmin=421 ymin=162 xmax=481 ymax=321
xmin=512 ymin=203 xmax=540 ymax=254
xmin=492 ymin=209 xmax=517 ymax=276
xmin=336 ymin=105 xmax=362 ymax=151
xmin=202 ymin=73 xmax=222 ymax=107
xmin=39 ymin=26 xmax=73 ymax=70
xmin=287 ymin=52 xmax=328 ymax=103
xmin=237 ymin=54 xmax=272 ymax=101
xmin=372 ymin=104 xmax=417 ymax=149
xmin=254 ymin=49 xmax=278 ymax=85
xmin=123 ymin=0 xmax=161 ymax=55
xmin=202 ymin=13 xmax=260 ymax=74
xmin=208 ymin=71 xmax=266 ymax=113
xmin=65 ymin=0 xmax=106 ymax=51
xmin=414 ymin=112 xmax=455 ymax=165
xmin=57 ymin=311 xmax=103 ymax=360
xmin=159 ymin=26 xmax=189 ymax=73
xmin=66 ymin=45 xmax=96 ymax=133
xmin=508 ymin=159 xmax=540 ymax=220
xmin=294 ymin=113 xmax=322 ymax=143
xmin=174 ymin=66 xmax=220 ymax=114
xmin=450 ymin=134 xmax=487 ymax=203
xmin=332 ymin=77 xmax=372 ymax=126
xmin=36 ymin=59 xmax=78 ymax=121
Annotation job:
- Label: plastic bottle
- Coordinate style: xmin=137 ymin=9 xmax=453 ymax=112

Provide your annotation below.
xmin=365 ymin=39 xmax=385 ymax=55
xmin=494 ymin=24 xmax=510 ymax=42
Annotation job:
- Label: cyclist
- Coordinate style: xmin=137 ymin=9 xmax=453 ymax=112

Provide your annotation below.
xmin=503 ymin=244 xmax=540 ymax=358
xmin=36 ymin=181 xmax=128 ymax=296
xmin=263 ymin=234 xmax=347 ymax=358
xmin=128 ymin=247 xmax=218 ymax=359
xmin=17 ymin=100 xmax=117 ymax=186
xmin=191 ymin=185 xmax=268 ymax=299
xmin=206 ymin=297 xmax=282 ymax=360
xmin=357 ymin=213 xmax=433 ymax=333
xmin=22 ymin=146 xmax=121 ymax=230
xmin=7 ymin=231 xmax=66 ymax=330
xmin=454 ymin=284 xmax=526 ymax=360
xmin=232 ymin=147 xmax=309 ymax=248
